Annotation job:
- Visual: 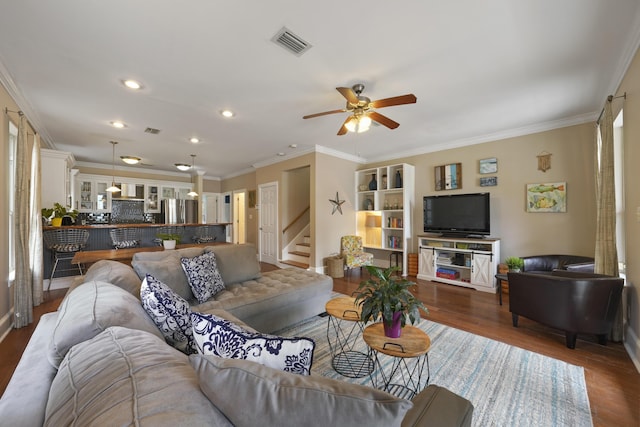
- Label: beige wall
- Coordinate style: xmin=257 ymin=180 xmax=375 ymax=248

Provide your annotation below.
xmin=617 ymin=46 xmax=640 ymax=365
xmin=367 ymin=123 xmax=596 ymax=260
xmin=202 ymin=178 xmax=221 ymax=193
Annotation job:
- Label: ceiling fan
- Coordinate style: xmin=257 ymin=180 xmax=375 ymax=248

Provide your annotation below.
xmin=303 ymin=84 xmax=417 ymax=135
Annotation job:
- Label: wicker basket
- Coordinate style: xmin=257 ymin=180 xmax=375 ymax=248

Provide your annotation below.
xmin=408 ymin=253 xmax=418 ymax=276
xmin=327 ymin=256 xmax=344 ymax=278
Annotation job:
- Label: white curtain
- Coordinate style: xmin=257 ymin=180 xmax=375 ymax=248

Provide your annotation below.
xmin=595 ymin=98 xmax=621 ymax=341
xmin=12 ymin=116 xmax=43 ymax=327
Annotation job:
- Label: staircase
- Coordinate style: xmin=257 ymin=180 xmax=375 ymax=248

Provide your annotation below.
xmin=281 ymin=235 xmax=310 ymax=269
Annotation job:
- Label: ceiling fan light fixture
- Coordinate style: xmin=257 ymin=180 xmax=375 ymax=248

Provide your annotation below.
xmin=120 ymin=155 xmax=141 ymax=165
xmin=175 ymin=163 xmax=191 ymax=171
xmin=345 ymin=115 xmax=371 ymax=133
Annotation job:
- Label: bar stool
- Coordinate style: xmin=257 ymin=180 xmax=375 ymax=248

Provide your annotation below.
xmin=43 ymin=228 xmax=89 ymax=290
xmin=109 ymin=228 xmax=141 ymax=249
xmin=192 ymin=225 xmax=216 ymax=243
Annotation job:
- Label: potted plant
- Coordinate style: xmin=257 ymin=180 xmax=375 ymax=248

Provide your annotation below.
xmin=42 ymin=202 xmax=78 ymax=226
xmin=505 ymin=256 xmax=524 ymax=272
xmin=156 ymin=232 xmax=181 ymax=250
xmin=353 ymin=265 xmax=427 ymax=338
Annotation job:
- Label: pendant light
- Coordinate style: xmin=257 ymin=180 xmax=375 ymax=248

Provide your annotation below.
xmin=106 ymin=141 xmax=121 ymax=193
xmin=187 ymin=154 xmax=199 ymax=197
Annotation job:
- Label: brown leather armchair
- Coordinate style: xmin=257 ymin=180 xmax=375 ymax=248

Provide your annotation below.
xmin=508 ymin=270 xmax=623 ymax=349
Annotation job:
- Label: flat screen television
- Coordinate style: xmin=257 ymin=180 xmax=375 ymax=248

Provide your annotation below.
xmin=423 ymin=193 xmax=490 ymax=237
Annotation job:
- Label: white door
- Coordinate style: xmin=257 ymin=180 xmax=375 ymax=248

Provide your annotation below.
xmin=203 ymin=192 xmax=218 ymax=223
xmin=259 ymin=182 xmax=278 ymax=265
xmin=471 ymin=253 xmax=492 ymax=288
xmin=232 ymin=190 xmax=246 ymax=244
xmin=418 ymin=247 xmax=435 ymax=278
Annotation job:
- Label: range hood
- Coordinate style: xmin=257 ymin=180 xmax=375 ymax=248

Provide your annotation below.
xmin=112 ymin=183 xmax=144 ymax=200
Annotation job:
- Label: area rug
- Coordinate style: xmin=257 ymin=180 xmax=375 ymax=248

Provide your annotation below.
xmin=275 ymin=312 xmax=593 ymax=427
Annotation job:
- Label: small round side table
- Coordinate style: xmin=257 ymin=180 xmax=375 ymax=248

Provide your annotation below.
xmin=363 ymin=322 xmax=431 ymax=399
xmin=325 ymin=296 xmax=375 ymax=378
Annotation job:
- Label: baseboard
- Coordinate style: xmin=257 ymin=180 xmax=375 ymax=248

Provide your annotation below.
xmin=45 ymin=276 xmax=76 ymax=291
xmin=0 ymin=308 xmax=14 ymax=344
xmin=624 ymin=324 xmax=640 ymax=373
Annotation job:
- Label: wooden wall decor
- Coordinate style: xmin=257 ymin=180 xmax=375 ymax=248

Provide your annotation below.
xmin=435 ymin=163 xmax=462 ymax=191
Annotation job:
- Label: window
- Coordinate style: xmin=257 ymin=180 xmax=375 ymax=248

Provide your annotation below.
xmin=613 ymin=110 xmax=625 ymax=276
xmin=8 ymin=121 xmax=17 ymax=285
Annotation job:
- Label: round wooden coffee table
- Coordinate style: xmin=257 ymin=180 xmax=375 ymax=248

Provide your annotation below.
xmin=325 ymin=296 xmax=375 ymax=378
xmin=363 ymin=322 xmax=431 ymax=399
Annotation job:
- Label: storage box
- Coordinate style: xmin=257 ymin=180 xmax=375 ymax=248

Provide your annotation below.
xmin=408 ymin=253 xmax=418 ymax=276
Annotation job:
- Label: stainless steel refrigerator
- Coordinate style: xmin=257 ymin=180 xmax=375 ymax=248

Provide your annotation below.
xmin=161 ymin=199 xmax=197 ymax=224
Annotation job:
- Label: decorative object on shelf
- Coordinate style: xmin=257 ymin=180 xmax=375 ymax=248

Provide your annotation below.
xmin=537 ymin=151 xmax=552 ymax=172
xmin=363 ymin=198 xmax=373 ymax=211
xmin=368 ymin=173 xmax=377 ymax=190
xmin=381 ymin=174 xmax=387 ymax=189
xmin=480 ymin=176 xmax=498 ymax=187
xmin=479 ymin=157 xmax=498 ymax=174
xmin=505 ymin=256 xmax=524 ymax=272
xmin=353 ymin=265 xmax=427 ymax=338
xmin=42 ymin=202 xmax=79 ymax=226
xmin=359 ymin=184 xmax=368 ymax=191
xmin=434 ymin=163 xmax=462 ymax=191
xmin=395 ymin=170 xmax=402 ymax=188
xmin=329 ymin=192 xmax=345 ymax=215
xmin=526 ymin=182 xmax=566 ymax=213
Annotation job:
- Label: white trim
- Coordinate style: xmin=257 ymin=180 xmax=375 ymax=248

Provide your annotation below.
xmin=0 ymin=309 xmax=14 ymax=344
xmin=624 ymin=323 xmax=640 ymax=374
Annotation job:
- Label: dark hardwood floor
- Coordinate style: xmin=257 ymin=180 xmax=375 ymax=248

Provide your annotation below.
xmin=1 ymin=267 xmax=638 ymax=427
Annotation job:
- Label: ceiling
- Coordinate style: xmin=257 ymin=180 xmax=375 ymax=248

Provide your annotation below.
xmin=1 ymin=1 xmax=639 ymax=179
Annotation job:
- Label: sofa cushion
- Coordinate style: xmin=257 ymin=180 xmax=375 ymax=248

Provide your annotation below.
xmin=191 ymin=312 xmax=315 ymax=375
xmin=48 ymin=281 xmax=163 ymax=368
xmin=132 ymin=247 xmax=207 ymax=302
xmin=46 ymin=327 xmax=231 ymax=426
xmin=70 ymin=259 xmax=142 ymax=297
xmin=140 ymin=274 xmax=197 ymax=354
xmin=205 ymin=243 xmax=261 ymax=285
xmin=181 ymin=251 xmax=225 ymax=303
xmin=190 ymin=354 xmax=413 ymax=426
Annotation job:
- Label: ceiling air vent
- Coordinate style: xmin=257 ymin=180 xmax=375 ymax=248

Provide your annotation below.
xmin=271 ymin=27 xmax=312 ymax=56
xmin=144 ymin=127 xmax=161 ymax=134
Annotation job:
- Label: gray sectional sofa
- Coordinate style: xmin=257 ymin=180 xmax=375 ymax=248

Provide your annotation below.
xmin=0 ymin=243 xmax=473 ymax=426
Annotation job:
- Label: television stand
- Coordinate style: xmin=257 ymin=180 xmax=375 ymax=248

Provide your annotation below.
xmin=417 ymin=235 xmax=500 ymax=293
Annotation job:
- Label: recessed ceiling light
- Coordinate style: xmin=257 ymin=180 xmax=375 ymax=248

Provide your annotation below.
xmin=122 ymin=79 xmax=142 ymax=90
xmin=110 ymin=121 xmax=126 ymax=128
xmin=277 ymin=152 xmax=286 ymax=156
xmin=220 ymin=109 xmax=234 ymax=118
xmin=289 ymin=144 xmax=298 ymax=148
xmin=190 ymin=137 xmax=200 ymax=143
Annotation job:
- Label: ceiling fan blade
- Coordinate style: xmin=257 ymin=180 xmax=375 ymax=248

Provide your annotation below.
xmin=337 ymin=116 xmax=350 ymax=135
xmin=369 ymin=111 xmax=400 ymax=129
xmin=336 ymin=87 xmax=359 ymax=105
xmin=369 ymin=94 xmax=417 ymax=109
xmin=303 ymin=109 xmax=346 ymax=119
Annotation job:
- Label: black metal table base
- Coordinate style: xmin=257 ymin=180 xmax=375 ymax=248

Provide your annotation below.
xmin=326 ymin=315 xmax=375 ymax=379
xmin=332 ymin=351 xmax=375 ymax=379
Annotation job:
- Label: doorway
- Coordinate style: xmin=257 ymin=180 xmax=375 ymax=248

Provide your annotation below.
xmin=258 ymin=182 xmax=278 ymax=264
xmin=232 ymin=190 xmax=246 ymax=244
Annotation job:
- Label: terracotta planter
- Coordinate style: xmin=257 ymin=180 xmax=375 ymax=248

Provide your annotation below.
xmin=383 ymin=312 xmax=403 ymax=338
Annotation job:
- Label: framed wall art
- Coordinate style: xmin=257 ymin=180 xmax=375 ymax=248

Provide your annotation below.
xmin=479 ymin=157 xmax=497 ymax=174
xmin=526 ymin=182 xmax=566 ymax=212
xmin=480 ymin=176 xmax=497 ymax=187
xmin=435 ymin=163 xmax=462 ymax=191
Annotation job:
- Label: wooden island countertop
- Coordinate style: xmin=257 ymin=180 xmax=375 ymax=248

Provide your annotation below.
xmin=72 ymin=242 xmax=229 ymax=266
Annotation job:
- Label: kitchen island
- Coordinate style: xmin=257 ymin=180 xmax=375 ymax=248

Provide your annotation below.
xmin=43 ymin=222 xmax=231 ymax=279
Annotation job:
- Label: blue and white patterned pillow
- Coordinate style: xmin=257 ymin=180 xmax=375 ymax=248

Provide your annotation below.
xmin=140 ymin=274 xmax=197 ymax=354
xmin=191 ymin=312 xmax=315 ymax=375
xmin=180 ymin=252 xmax=225 ymax=303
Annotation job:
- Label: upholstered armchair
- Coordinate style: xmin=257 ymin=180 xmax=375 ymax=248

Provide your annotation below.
xmin=508 ymin=270 xmax=624 ymax=349
xmin=340 ymin=235 xmax=374 ymax=276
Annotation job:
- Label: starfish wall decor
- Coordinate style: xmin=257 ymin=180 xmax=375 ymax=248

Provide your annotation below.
xmin=329 ymin=192 xmax=345 ymax=215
